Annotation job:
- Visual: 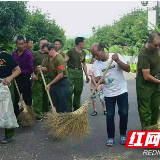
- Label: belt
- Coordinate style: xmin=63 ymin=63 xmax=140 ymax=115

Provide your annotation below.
xmin=68 ymin=66 xmax=82 ymax=70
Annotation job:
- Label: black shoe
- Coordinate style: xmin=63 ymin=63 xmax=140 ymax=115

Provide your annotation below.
xmin=91 ymin=111 xmax=97 ymax=116
xmin=36 ymin=117 xmax=44 ymax=122
xmin=104 ymin=111 xmax=107 ymax=115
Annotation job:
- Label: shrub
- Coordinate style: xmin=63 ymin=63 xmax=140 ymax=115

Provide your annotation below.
xmin=86 ymin=58 xmax=92 ymax=64
xmin=109 ymin=45 xmax=126 ymax=55
xmin=130 ymin=63 xmax=137 ymax=73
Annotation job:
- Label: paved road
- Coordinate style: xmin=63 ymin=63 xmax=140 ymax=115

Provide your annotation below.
xmin=0 ymin=65 xmax=159 ymax=160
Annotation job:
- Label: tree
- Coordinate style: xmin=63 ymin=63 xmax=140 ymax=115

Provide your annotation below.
xmin=93 ymin=9 xmax=149 ymax=49
xmin=84 ymin=36 xmax=96 ymax=50
xmin=63 ymin=38 xmax=75 ymax=51
xmin=0 ymin=1 xmax=27 ymax=46
xmin=94 ymin=25 xmax=113 ymax=46
xmin=20 ymin=8 xmax=66 ymax=49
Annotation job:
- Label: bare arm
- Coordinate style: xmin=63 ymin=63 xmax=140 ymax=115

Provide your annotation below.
xmin=41 ymin=67 xmax=49 ymax=72
xmin=82 ymin=62 xmax=90 ymax=83
xmin=31 ymin=72 xmax=38 ymax=81
xmin=90 ymin=75 xmax=97 ymax=86
xmin=65 ymin=54 xmax=69 ymax=63
xmin=4 ymin=66 xmax=21 ymax=85
xmin=112 ymin=53 xmax=130 ymax=72
xmin=50 ymin=72 xmax=63 ymax=85
xmin=142 ymin=69 xmax=160 ymax=83
xmin=116 ymin=60 xmax=130 ymax=72
xmin=94 ymin=76 xmax=106 ymax=84
xmin=37 ymin=66 xmax=49 ymax=72
xmin=46 ymin=72 xmax=64 ymax=90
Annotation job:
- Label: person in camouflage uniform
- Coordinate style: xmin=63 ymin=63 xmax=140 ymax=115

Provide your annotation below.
xmin=65 ymin=37 xmax=90 ymax=112
xmin=32 ymin=38 xmax=50 ymax=121
xmin=53 ymin=39 xmax=65 ymax=58
xmin=39 ymin=43 xmax=70 ymax=113
xmin=136 ymin=33 xmax=160 ymax=130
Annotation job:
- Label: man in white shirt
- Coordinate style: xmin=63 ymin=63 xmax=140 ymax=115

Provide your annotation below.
xmin=90 ymin=43 xmax=130 ymax=147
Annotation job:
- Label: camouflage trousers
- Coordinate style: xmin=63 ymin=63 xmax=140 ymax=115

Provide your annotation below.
xmin=136 ymin=76 xmax=160 ymax=129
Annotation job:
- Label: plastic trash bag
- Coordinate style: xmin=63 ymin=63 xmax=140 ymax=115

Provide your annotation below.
xmin=0 ymin=83 xmax=19 ymax=128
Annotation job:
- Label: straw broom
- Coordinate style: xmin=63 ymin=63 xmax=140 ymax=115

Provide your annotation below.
xmin=39 ymin=69 xmax=62 ymax=137
xmin=14 ymin=80 xmax=35 ymax=126
xmin=41 ymin=60 xmax=113 ymax=139
xmin=143 ymin=120 xmax=160 ymax=131
xmin=144 ymin=116 xmax=160 ymax=131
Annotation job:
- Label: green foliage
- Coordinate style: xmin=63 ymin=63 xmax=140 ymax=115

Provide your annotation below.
xmin=86 ymin=58 xmax=92 ymax=64
xmin=124 ymin=46 xmax=139 ymax=56
xmin=32 ymin=42 xmax=39 ymax=51
xmin=94 ymin=9 xmax=149 ymax=49
xmin=63 ymin=36 xmax=97 ymax=52
xmin=0 ymin=43 xmax=16 ymax=54
xmin=20 ymin=8 xmax=66 ymax=46
xmin=109 ymin=45 xmax=125 ymax=55
xmin=0 ymin=2 xmax=66 ymax=52
xmin=63 ymin=38 xmax=75 ymax=50
xmin=85 ymin=36 xmax=96 ymax=50
xmin=94 ymin=25 xmax=113 ymax=46
xmin=0 ymin=2 xmax=157 ymax=55
xmin=0 ymin=1 xmax=27 ymax=45
xmin=63 ymin=50 xmax=68 ymax=54
xmin=130 ymin=63 xmax=137 ymax=73
xmin=83 ymin=49 xmax=91 ymax=55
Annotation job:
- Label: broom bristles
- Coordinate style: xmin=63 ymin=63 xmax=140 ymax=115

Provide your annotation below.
xmin=17 ymin=111 xmax=35 ymax=126
xmin=26 ymin=105 xmax=36 ymax=121
xmin=143 ymin=118 xmax=160 ymax=131
xmin=45 ymin=97 xmax=159 ymax=139
xmin=17 ymin=102 xmax=35 ymax=127
xmin=45 ymin=100 xmax=91 ymax=139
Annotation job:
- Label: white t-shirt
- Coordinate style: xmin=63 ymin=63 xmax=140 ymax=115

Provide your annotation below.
xmin=93 ymin=53 xmax=128 ymax=97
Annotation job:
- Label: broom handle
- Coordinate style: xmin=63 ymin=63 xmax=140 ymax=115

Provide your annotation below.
xmin=39 ymin=69 xmax=55 ymax=110
xmin=32 ymin=58 xmax=47 ymax=89
xmin=14 ymin=79 xmax=28 ymax=112
xmin=14 ymin=79 xmax=23 ymax=100
xmin=89 ymin=59 xmax=113 ymax=99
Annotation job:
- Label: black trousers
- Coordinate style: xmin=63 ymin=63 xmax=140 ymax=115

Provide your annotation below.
xmin=14 ymin=74 xmax=32 ymax=117
xmin=105 ymin=92 xmax=129 ymax=138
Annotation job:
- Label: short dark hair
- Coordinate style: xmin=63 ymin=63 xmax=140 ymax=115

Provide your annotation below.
xmin=97 ymin=43 xmax=109 ymax=51
xmin=15 ymin=35 xmax=26 ymax=43
xmin=148 ymin=32 xmax=160 ymax=43
xmin=26 ymin=37 xmax=33 ymax=43
xmin=42 ymin=43 xmax=55 ymax=51
xmin=97 ymin=43 xmax=105 ymax=51
xmin=75 ymin=37 xmax=85 ymax=45
xmin=53 ymin=39 xmax=62 ymax=44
